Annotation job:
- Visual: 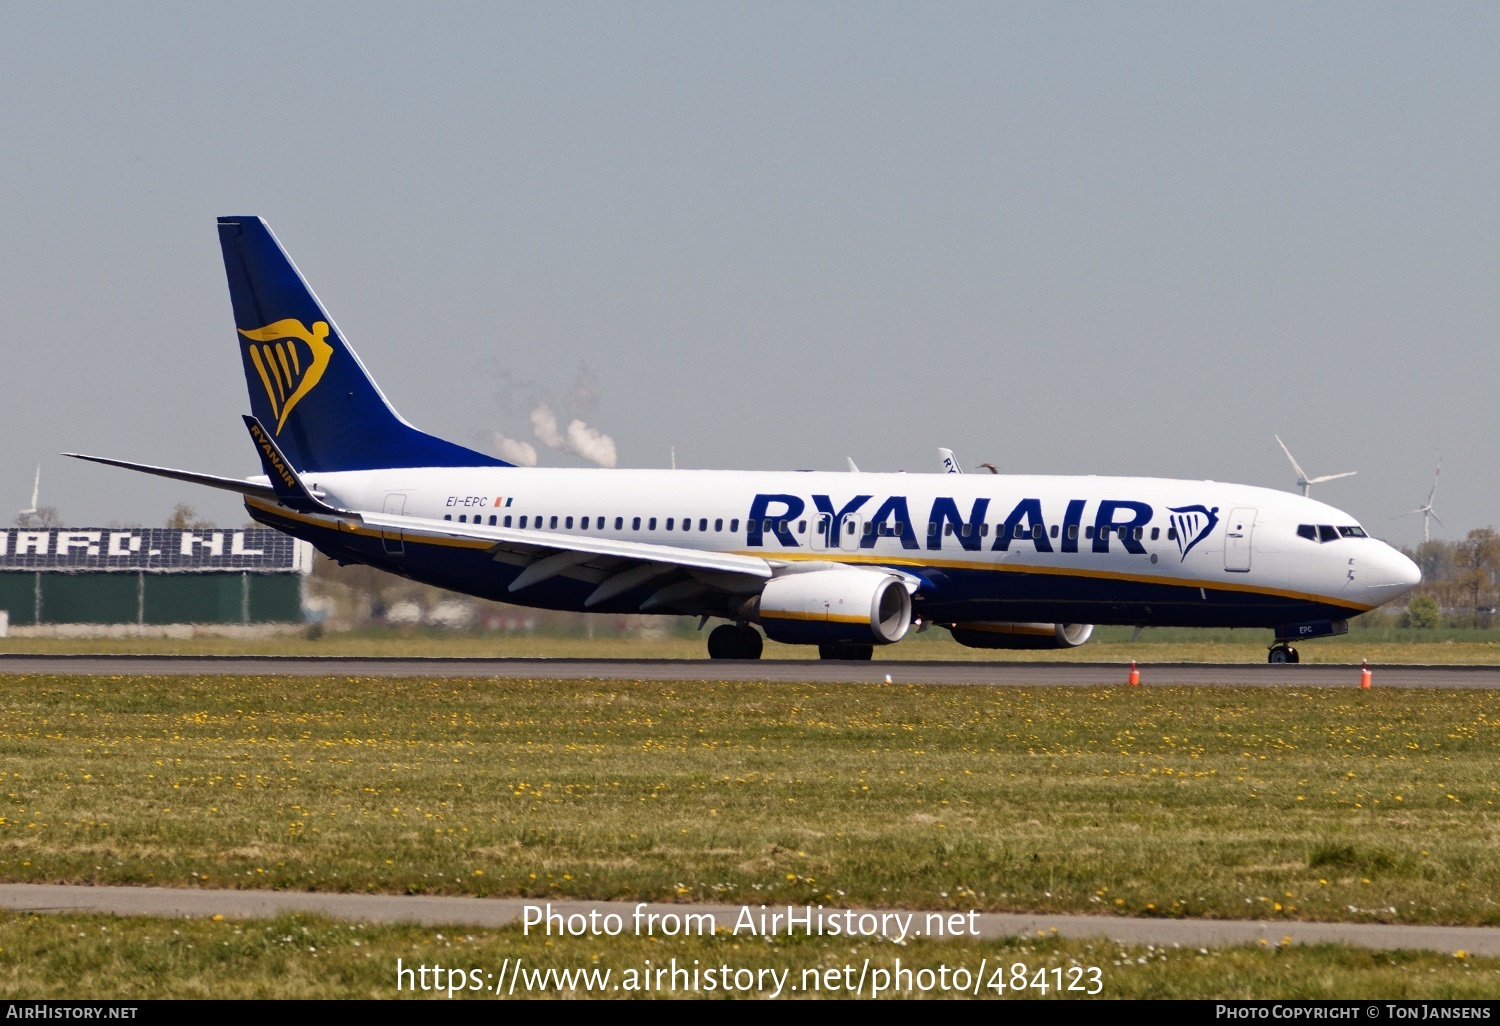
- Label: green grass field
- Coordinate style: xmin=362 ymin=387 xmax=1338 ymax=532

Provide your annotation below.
xmin=2 ymin=911 xmax=1495 ymax=999
xmin=5 ymin=623 xmax=1500 ymax=663
xmin=2 ymin=674 xmax=1497 ymax=929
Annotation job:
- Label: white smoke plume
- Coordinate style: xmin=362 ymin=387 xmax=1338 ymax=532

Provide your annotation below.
xmin=564 ymin=417 xmax=617 ymax=468
xmin=493 ymin=433 xmax=538 ymax=467
xmin=529 ymin=401 xmax=617 ymax=468
xmin=530 ymin=404 xmax=565 ymax=449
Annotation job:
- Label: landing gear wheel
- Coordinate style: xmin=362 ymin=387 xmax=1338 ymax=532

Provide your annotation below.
xmin=1267 ymin=644 xmax=1299 ymax=664
xmin=818 ymin=643 xmax=874 ymax=661
xmin=740 ymin=626 xmax=764 ymax=660
xmin=707 ymin=624 xmax=763 ymax=660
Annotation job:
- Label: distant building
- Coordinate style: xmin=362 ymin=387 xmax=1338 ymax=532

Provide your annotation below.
xmin=0 ymin=527 xmax=312 ymax=630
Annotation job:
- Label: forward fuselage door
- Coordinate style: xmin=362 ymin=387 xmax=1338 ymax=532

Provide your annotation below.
xmin=1224 ymin=507 xmax=1255 ymax=573
xmin=382 ymin=493 xmax=407 ymax=555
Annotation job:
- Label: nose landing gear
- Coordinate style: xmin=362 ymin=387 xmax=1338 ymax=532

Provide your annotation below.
xmin=1268 ymin=644 xmax=1300 ymax=664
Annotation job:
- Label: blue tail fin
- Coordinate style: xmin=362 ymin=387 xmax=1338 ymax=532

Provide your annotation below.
xmin=217 ymin=216 xmax=509 ymax=472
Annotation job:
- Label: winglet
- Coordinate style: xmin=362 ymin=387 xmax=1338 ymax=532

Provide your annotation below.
xmin=243 ymin=415 xmax=339 ymax=514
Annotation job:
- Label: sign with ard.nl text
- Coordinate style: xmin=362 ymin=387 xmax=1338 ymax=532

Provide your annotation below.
xmin=0 ymin=528 xmax=307 ymax=573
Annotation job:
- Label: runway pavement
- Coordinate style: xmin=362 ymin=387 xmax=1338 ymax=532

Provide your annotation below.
xmin=1 ymin=653 xmax=1498 ymax=687
xmin=1 ymin=883 xmax=1495 ymax=956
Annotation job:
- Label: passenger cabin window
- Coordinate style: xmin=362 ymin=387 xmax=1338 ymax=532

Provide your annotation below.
xmin=1085 ymin=526 xmax=1094 ymax=539
xmin=716 ymin=518 xmax=724 ymax=532
xmin=1318 ymin=525 xmax=1339 ymax=543
xmin=503 ymin=515 xmax=512 ymax=527
xmin=730 ymin=519 xmax=739 ymax=532
xmin=665 ymin=518 xmax=674 ymax=530
xmin=699 ymin=518 xmax=708 ymax=532
xmin=458 ymin=515 xmax=466 ymax=523
xmin=631 ymin=517 xmax=640 ymax=530
xmin=1166 ymin=527 xmax=1176 ymax=541
xmin=648 ymin=518 xmax=657 ymax=530
xmin=1339 ymin=526 xmax=1368 ymax=538
xmin=444 ymin=514 xmax=452 ymax=521
xmin=1067 ymin=525 xmax=1077 ymax=540
xmin=615 ymin=517 xmax=623 ymax=530
xmin=1051 ymin=525 xmax=1060 ymax=538
xmin=518 ymin=516 xmax=527 ymax=528
xmin=565 ymin=516 xmax=573 ymax=529
xmin=549 ymin=516 xmax=558 ymax=529
xmin=1150 ymin=527 xmax=1159 ymax=540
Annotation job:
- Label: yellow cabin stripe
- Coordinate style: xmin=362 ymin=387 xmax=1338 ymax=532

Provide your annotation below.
xmin=734 ymin=549 xmax=1374 ymax=612
xmin=761 ymin=610 xmax=868 ymax=624
xmin=244 ymin=500 xmax=1372 ymax=612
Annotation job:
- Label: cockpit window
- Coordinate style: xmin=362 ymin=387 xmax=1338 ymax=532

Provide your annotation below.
xmin=1299 ymin=523 xmax=1368 ymax=543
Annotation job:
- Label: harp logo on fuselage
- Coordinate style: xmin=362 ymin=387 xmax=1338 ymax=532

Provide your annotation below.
xmin=238 ymin=319 xmax=334 ymax=434
xmin=1166 ymin=504 xmax=1220 ymax=561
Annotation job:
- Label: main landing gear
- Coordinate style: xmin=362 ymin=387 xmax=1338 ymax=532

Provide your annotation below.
xmin=1268 ymin=644 xmax=1300 ymax=664
xmin=707 ymin=623 xmax=763 ymax=660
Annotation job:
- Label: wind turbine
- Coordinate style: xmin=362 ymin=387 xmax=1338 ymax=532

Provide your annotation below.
xmin=17 ymin=465 xmax=38 ymax=520
xmin=1397 ymin=457 xmax=1444 ymax=543
xmin=1275 ymin=436 xmax=1356 ymax=497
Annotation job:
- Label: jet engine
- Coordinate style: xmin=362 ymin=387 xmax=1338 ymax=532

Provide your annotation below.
xmin=948 ymin=621 xmax=1094 ymax=650
xmin=743 ymin=568 xmax=913 ymax=646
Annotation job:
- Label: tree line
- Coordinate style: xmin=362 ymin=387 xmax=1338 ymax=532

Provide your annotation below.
xmin=1399 ymin=530 xmax=1500 ymax=628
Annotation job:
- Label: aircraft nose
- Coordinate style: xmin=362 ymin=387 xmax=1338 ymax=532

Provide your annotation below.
xmin=1362 ymin=544 xmax=1421 ymax=604
xmin=1394 ymin=549 xmax=1422 ymax=590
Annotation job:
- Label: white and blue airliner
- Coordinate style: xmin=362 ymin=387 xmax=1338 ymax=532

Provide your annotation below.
xmin=69 ymin=218 xmax=1421 ymax=662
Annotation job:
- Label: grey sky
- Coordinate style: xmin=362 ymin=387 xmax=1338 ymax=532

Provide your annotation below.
xmin=1 ymin=3 xmax=1494 ymax=547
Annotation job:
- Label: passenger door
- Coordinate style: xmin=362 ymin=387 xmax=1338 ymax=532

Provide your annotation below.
xmin=1224 ymin=507 xmax=1255 ymax=572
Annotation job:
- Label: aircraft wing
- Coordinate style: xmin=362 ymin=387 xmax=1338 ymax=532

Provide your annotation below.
xmin=346 ymin=508 xmax=777 ymax=609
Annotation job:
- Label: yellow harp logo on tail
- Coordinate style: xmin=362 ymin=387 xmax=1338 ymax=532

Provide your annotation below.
xmin=238 ymin=319 xmax=334 ymax=434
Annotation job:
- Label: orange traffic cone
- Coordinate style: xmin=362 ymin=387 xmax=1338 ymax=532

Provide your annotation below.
xmin=1360 ymin=660 xmax=1371 ymax=689
xmin=1129 ymin=661 xmax=1140 ymax=686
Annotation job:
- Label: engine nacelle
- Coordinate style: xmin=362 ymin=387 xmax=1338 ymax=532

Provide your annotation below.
xmin=748 ymin=569 xmax=913 ymax=646
xmin=948 ymin=622 xmax=1094 ymax=650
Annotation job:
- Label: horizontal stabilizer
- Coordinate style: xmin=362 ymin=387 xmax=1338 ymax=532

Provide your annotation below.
xmin=64 ymin=453 xmax=278 ymax=501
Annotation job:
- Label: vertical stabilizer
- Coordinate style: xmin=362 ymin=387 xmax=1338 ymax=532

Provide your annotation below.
xmin=217 ymin=217 xmax=508 ymax=472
